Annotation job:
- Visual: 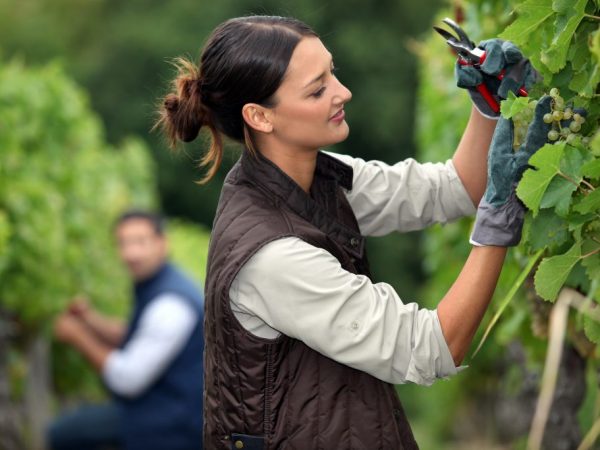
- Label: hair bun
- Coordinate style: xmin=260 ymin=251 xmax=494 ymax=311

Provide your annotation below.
xmin=163 ymin=94 xmax=180 ymax=114
xmin=158 ymin=68 xmax=206 ymax=145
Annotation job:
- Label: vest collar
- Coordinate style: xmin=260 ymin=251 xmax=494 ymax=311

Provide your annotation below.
xmin=239 ymin=150 xmax=365 ymax=259
xmin=134 ymin=261 xmax=170 ymax=291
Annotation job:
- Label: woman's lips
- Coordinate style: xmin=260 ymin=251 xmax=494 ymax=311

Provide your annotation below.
xmin=330 ymin=109 xmax=345 ymax=123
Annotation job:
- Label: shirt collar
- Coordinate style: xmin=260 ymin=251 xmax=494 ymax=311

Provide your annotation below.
xmin=239 ymin=150 xmax=365 ymax=259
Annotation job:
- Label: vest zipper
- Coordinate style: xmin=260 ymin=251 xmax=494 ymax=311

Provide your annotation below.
xmin=264 ymin=344 xmax=274 ymax=447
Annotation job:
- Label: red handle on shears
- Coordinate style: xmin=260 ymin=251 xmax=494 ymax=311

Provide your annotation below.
xmin=458 ymin=52 xmax=529 ymax=114
xmin=458 ymin=58 xmax=500 ymax=113
xmin=478 ymin=52 xmax=528 ymax=97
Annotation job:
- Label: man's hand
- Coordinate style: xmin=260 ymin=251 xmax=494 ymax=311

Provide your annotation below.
xmin=54 ymin=312 xmax=86 ymax=345
xmin=53 ymin=311 xmax=112 ymax=371
xmin=67 ymin=296 xmax=92 ymax=318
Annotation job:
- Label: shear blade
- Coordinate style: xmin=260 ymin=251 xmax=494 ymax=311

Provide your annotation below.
xmin=433 ymin=26 xmax=456 ymax=42
xmin=441 ymin=17 xmax=475 ymax=48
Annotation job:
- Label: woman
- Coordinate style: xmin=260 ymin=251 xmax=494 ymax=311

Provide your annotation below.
xmin=157 ymin=15 xmax=549 ymax=450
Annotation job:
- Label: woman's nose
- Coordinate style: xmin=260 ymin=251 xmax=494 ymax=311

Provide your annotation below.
xmin=334 ymin=78 xmax=352 ymax=104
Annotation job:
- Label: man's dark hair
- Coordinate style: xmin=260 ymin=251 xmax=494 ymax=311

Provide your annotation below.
xmin=114 ymin=210 xmax=166 ymax=235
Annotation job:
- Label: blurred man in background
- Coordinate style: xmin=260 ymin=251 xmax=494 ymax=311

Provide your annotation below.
xmin=48 ymin=210 xmax=204 ymax=450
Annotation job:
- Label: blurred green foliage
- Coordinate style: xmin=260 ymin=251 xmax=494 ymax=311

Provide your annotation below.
xmin=0 ymin=0 xmax=440 ymax=222
xmin=0 ymin=58 xmax=156 ymax=399
xmin=0 ymin=0 xmax=443 ymax=300
xmin=0 ymin=57 xmax=211 ymax=402
xmin=168 ymin=219 xmax=211 ymax=287
xmin=0 ymin=59 xmax=156 ymax=327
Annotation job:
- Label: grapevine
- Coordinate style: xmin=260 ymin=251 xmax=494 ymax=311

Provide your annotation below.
xmin=416 ymin=0 xmax=600 ymax=447
xmin=0 ymin=60 xmax=158 ymax=405
xmin=504 ymin=89 xmax=591 ymax=150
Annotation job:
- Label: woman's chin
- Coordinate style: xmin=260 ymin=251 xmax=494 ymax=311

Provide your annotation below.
xmin=327 ymin=123 xmax=350 ymax=145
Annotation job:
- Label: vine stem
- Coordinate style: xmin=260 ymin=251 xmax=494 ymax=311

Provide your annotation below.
xmin=582 ymin=246 xmax=600 ymax=260
xmin=527 ymin=288 xmax=600 ymax=450
xmin=472 ymin=249 xmax=544 ymax=356
xmin=527 ymin=288 xmax=572 ymax=450
xmin=584 ymin=14 xmax=600 ymax=21
xmin=557 ymin=171 xmax=581 ymax=188
xmin=578 ymin=415 xmax=600 ymax=450
xmin=557 ymin=172 xmax=596 ymax=195
xmin=581 ymin=178 xmax=596 ymax=192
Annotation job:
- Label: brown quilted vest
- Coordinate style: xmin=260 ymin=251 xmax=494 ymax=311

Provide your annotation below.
xmin=203 ymin=150 xmax=419 ymax=450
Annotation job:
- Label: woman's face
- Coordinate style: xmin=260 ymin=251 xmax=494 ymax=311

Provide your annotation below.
xmin=267 ymin=36 xmax=352 ymax=152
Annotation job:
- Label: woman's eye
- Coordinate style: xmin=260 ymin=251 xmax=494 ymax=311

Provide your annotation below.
xmin=312 ymin=87 xmax=326 ymax=98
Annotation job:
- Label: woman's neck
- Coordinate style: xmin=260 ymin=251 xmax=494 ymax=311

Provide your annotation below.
xmin=258 ymin=144 xmax=318 ymax=193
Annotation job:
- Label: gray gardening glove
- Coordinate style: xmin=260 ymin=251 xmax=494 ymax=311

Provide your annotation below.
xmin=470 ymin=95 xmax=553 ymax=247
xmin=455 ymin=39 xmax=539 ymax=119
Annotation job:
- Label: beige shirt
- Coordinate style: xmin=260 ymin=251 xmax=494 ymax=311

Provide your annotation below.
xmin=229 ymin=153 xmax=476 ymax=386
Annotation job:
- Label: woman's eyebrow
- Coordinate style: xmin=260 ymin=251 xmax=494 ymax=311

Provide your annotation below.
xmin=302 ymin=55 xmax=334 ymax=89
xmin=303 ymin=73 xmax=325 ymax=89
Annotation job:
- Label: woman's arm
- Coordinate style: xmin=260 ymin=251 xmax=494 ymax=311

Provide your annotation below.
xmin=231 ymin=237 xmax=507 ymax=381
xmin=324 ymin=107 xmax=495 ymax=237
xmin=451 ymin=107 xmax=498 ymax=205
xmin=440 ymin=97 xmax=554 ymax=364
xmin=229 ymin=237 xmax=461 ymax=386
xmin=437 ymin=245 xmax=507 ymax=365
xmin=327 ymin=153 xmax=476 ymax=236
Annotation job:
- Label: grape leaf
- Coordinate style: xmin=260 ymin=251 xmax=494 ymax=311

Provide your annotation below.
xmin=499 ymin=0 xmax=554 ymax=43
xmin=567 ymin=213 xmax=595 ymax=230
xmin=592 ymin=28 xmax=600 ymax=63
xmin=499 ymin=0 xmax=554 ymax=79
xmin=592 ymin=131 xmax=600 ymax=157
xmin=568 ymin=23 xmax=595 ymax=72
xmin=581 ymin=239 xmax=600 ymax=281
xmin=569 ymin=60 xmax=600 ymax=99
xmin=539 ymin=145 xmax=591 ymax=215
xmin=574 ymin=189 xmax=600 ymax=214
xmin=517 ymin=142 xmax=565 ymax=215
xmin=561 ymin=145 xmax=590 ymax=179
xmin=534 ymin=241 xmax=582 ymax=301
xmin=525 ymin=209 xmax=570 ymax=251
xmin=500 ymin=92 xmax=531 ymax=119
xmin=566 ymin=261 xmax=592 ymax=292
xmin=582 ymin=159 xmax=600 ymax=180
xmin=524 ymin=20 xmax=556 ymax=82
xmin=583 ymin=316 xmax=600 ymax=344
xmin=540 ymin=0 xmax=587 ymax=73
xmin=571 ymin=29 xmax=600 ymax=98
xmin=539 ymin=176 xmax=577 ymax=216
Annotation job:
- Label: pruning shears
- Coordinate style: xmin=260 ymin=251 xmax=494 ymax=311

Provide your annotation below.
xmin=434 ymin=18 xmax=528 ymax=114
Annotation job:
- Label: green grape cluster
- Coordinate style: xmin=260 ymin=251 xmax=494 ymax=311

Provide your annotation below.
xmin=543 ymin=88 xmax=589 ymax=146
xmin=511 ymin=100 xmax=538 ymax=150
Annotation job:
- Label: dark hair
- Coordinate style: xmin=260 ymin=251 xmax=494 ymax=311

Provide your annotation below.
xmin=114 ymin=210 xmax=166 ymax=236
xmin=155 ymin=15 xmax=318 ymax=183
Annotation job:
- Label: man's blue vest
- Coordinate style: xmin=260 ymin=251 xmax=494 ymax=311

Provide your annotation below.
xmin=115 ymin=262 xmax=204 ymax=450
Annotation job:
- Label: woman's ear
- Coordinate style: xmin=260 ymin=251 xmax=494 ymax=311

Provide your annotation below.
xmin=242 ymin=103 xmax=273 ymax=134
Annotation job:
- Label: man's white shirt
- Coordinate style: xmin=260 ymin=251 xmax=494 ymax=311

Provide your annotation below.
xmin=102 ymin=293 xmax=198 ymax=398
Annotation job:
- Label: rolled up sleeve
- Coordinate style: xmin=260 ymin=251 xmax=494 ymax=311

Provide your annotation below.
xmin=230 ymin=237 xmax=462 ymax=386
xmin=325 ymin=152 xmax=476 ymax=236
xmin=102 ymin=294 xmax=198 ymax=398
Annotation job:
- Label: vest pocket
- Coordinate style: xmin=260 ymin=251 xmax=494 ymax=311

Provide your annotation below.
xmin=230 ymin=433 xmax=265 ymax=450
